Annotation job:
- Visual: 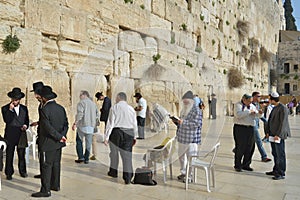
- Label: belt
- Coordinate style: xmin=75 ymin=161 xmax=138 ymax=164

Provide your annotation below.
xmin=234 ymin=124 xmax=253 ymax=128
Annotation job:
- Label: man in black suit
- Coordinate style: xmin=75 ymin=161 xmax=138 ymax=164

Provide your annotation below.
xmin=29 ymin=81 xmax=44 ymax=179
xmin=95 ymin=92 xmax=111 ymax=126
xmin=1 ymin=87 xmax=29 ymax=180
xmin=32 ymin=86 xmax=68 ymax=198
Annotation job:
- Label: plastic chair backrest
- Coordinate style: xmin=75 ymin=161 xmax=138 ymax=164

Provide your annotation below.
xmin=208 ymin=142 xmax=220 ymax=168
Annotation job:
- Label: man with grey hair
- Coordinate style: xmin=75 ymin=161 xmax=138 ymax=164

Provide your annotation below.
xmin=104 ymin=92 xmax=138 ymax=184
xmin=72 ymin=90 xmax=99 ymax=164
xmin=174 ymin=91 xmax=202 ymax=182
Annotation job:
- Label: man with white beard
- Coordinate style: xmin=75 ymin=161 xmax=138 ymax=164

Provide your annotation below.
xmin=173 ymin=91 xmax=202 ymax=182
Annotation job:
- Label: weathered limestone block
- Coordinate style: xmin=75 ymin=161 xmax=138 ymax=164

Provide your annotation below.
xmin=58 ymin=40 xmax=89 ymax=71
xmin=118 ymin=31 xmax=145 ymax=52
xmin=25 ymin=0 xmax=61 ymax=36
xmin=151 ymin=0 xmax=165 ymax=18
xmin=84 ymin=46 xmax=115 ymax=75
xmin=146 ymin=14 xmax=172 ymax=42
xmin=173 ymin=30 xmax=195 ymax=50
xmin=0 ymin=0 xmax=24 ymax=26
xmin=114 ymin=49 xmax=130 ymax=77
xmin=87 ymin=15 xmax=119 ymax=45
xmin=100 ymin=0 xmax=151 ymax=31
xmin=130 ymin=50 xmax=153 ymax=79
xmin=41 ymin=37 xmax=59 ymax=69
xmin=61 ymin=7 xmax=87 ymax=42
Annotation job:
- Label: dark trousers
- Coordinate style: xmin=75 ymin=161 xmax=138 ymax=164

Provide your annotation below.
xmin=271 ymin=139 xmax=286 ymax=176
xmin=0 ymin=149 xmax=3 ymax=171
xmin=39 ymin=148 xmax=62 ymax=193
xmin=137 ymin=116 xmax=145 ymax=139
xmin=5 ymin=143 xmax=26 ymax=176
xmin=233 ymin=124 xmax=255 ymax=169
xmin=108 ymin=128 xmax=134 ymax=182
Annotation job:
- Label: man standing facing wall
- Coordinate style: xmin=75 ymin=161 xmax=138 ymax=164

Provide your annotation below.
xmin=134 ymin=92 xmax=147 ymax=140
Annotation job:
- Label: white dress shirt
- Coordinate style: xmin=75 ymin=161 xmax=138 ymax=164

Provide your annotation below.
xmin=105 ymin=100 xmax=138 ymax=141
xmin=233 ymin=101 xmax=262 ymax=126
xmin=137 ymin=97 xmax=147 ymax=118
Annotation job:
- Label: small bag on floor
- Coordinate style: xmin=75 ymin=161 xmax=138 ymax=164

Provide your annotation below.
xmin=132 ymin=167 xmax=157 ymax=186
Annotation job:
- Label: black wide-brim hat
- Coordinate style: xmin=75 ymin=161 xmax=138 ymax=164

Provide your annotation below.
xmin=7 ymin=87 xmax=25 ymax=99
xmin=40 ymin=85 xmax=57 ymax=99
xmin=95 ymin=92 xmax=103 ymax=101
xmin=30 ymin=81 xmax=44 ymax=94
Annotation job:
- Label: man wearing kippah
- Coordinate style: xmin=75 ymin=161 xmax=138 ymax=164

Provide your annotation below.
xmin=233 ymin=94 xmax=262 ymax=172
xmin=265 ymin=92 xmax=291 ymax=180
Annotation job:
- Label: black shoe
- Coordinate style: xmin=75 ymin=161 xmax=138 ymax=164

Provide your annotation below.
xmin=234 ymin=168 xmax=242 ymax=172
xmin=31 ymin=192 xmax=51 ymax=198
xmin=262 ymin=158 xmax=272 ymax=162
xmin=272 ymin=175 xmax=285 ymax=180
xmin=6 ymin=175 xmax=12 ymax=180
xmin=136 ymin=137 xmax=144 ymax=140
xmin=34 ymin=174 xmax=41 ymax=178
xmin=107 ymin=171 xmax=118 ymax=178
xmin=84 ymin=160 xmax=89 ymax=164
xmin=75 ymin=159 xmax=84 ymax=163
xmin=124 ymin=179 xmax=131 ymax=184
xmin=242 ymin=167 xmax=253 ymax=171
xmin=177 ymin=174 xmax=185 ymax=180
xmin=20 ymin=173 xmax=28 ymax=178
xmin=50 ymin=187 xmax=60 ymax=191
xmin=266 ymin=171 xmax=276 ymax=176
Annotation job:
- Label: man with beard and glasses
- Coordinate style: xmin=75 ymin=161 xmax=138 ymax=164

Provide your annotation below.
xmin=174 ymin=91 xmax=202 ymax=182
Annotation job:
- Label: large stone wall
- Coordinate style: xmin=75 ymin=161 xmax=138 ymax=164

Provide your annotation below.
xmin=0 ymin=0 xmax=281 ymax=141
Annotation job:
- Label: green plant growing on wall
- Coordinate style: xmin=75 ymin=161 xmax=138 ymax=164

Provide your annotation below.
xmin=124 ymin=0 xmax=133 ymax=3
xmin=180 ymin=23 xmax=187 ymax=31
xmin=200 ymin=14 xmax=205 ymax=21
xmin=170 ymin=35 xmax=175 ymax=44
xmin=294 ymin=74 xmax=299 ymax=80
xmin=228 ymin=68 xmax=244 ymax=89
xmin=152 ymin=53 xmax=161 ymax=64
xmin=140 ymin=4 xmax=145 ymax=9
xmin=212 ymin=1 xmax=215 ymax=6
xmin=212 ymin=39 xmax=216 ymax=45
xmin=195 ymin=46 xmax=202 ymax=53
xmin=223 ymin=69 xmax=227 ymax=75
xmin=2 ymin=34 xmax=21 ymax=54
xmin=226 ymin=21 xmax=230 ymax=25
xmin=186 ymin=60 xmax=193 ymax=68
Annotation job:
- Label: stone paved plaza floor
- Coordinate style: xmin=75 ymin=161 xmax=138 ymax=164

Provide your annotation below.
xmin=1 ymin=115 xmax=300 ymax=200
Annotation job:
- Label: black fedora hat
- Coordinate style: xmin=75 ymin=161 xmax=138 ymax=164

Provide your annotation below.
xmin=7 ymin=87 xmax=25 ymax=99
xmin=40 ymin=86 xmax=57 ymax=99
xmin=30 ymin=81 xmax=44 ymax=94
xmin=95 ymin=92 xmax=103 ymax=101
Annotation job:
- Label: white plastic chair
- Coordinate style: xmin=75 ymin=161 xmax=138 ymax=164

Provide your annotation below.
xmin=185 ymin=142 xmax=220 ymax=192
xmin=145 ymin=136 xmax=176 ymax=183
xmin=25 ymin=126 xmax=37 ymax=162
xmin=0 ymin=140 xmax=7 ymax=191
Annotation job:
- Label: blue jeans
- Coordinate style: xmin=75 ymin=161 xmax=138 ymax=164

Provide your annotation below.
xmin=76 ymin=132 xmax=93 ymax=162
xmin=271 ymin=139 xmax=286 ymax=176
xmin=254 ymin=124 xmax=267 ymax=160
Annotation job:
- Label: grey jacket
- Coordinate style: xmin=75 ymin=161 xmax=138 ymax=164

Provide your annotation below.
xmin=267 ymin=103 xmax=291 ymax=139
xmin=75 ymin=98 xmax=99 ymax=128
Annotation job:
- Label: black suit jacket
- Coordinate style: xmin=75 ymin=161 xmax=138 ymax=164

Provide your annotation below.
xmin=1 ymin=103 xmax=29 ymax=145
xmin=100 ymin=97 xmax=111 ymax=122
xmin=38 ymin=100 xmax=68 ymax=152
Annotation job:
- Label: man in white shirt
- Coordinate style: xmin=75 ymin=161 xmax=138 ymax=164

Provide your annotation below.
xmin=134 ymin=92 xmax=147 ymax=139
xmin=233 ymin=94 xmax=262 ymax=172
xmin=104 ymin=92 xmax=138 ymax=184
